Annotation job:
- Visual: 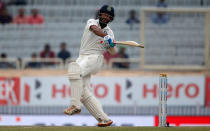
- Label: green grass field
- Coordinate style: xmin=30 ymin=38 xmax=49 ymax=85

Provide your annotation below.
xmin=0 ymin=126 xmax=210 ymax=131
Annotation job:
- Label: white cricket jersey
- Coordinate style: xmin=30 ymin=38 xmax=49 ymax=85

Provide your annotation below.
xmin=79 ymin=19 xmax=115 ymax=55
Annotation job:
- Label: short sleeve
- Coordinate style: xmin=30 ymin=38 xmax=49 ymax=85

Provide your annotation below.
xmin=86 ymin=19 xmax=98 ymax=30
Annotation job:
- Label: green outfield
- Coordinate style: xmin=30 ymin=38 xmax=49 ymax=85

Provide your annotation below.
xmin=0 ymin=126 xmax=210 ymax=131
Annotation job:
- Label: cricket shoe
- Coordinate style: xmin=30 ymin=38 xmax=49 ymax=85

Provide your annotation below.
xmin=63 ymin=105 xmax=81 ymax=115
xmin=98 ymin=119 xmax=113 ymax=127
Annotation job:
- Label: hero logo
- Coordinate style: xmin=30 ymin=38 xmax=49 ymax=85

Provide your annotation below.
xmin=51 ymin=83 xmax=122 ymax=102
xmin=0 ymin=77 xmax=20 ymax=105
xmin=143 ymin=83 xmax=199 ymax=99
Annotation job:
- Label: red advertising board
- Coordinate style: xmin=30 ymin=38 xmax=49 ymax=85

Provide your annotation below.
xmin=155 ymin=116 xmax=210 ymax=126
xmin=0 ymin=76 xmax=206 ymax=106
xmin=0 ymin=77 xmax=20 ymax=105
xmin=206 ymin=77 xmax=210 ymax=107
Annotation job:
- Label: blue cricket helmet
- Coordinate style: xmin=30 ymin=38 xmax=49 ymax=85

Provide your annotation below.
xmin=99 ymin=5 xmax=115 ymax=22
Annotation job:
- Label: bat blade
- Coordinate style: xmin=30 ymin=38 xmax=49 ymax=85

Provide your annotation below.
xmin=114 ymin=41 xmax=144 ymax=48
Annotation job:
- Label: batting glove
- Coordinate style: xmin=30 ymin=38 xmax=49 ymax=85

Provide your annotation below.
xmin=104 ymin=35 xmax=115 ymax=48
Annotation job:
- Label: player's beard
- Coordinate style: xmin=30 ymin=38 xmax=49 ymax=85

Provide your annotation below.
xmin=99 ymin=21 xmax=107 ymax=29
xmin=98 ymin=16 xmax=109 ymax=29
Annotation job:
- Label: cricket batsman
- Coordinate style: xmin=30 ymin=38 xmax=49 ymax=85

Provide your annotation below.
xmin=64 ymin=5 xmax=116 ymax=127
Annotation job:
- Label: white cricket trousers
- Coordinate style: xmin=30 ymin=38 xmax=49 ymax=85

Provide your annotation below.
xmin=69 ymin=54 xmax=110 ymax=122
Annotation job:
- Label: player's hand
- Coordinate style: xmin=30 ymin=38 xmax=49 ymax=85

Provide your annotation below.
xmin=104 ymin=35 xmax=115 ymax=47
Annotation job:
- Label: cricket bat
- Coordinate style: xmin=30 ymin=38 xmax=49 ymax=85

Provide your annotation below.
xmin=114 ymin=41 xmax=144 ymax=48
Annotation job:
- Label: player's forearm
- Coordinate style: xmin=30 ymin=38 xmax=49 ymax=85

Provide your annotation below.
xmin=90 ymin=25 xmax=107 ymax=37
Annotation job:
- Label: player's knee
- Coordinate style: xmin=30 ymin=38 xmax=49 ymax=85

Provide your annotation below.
xmin=81 ymin=95 xmax=91 ymax=103
xmin=81 ymin=88 xmax=92 ymax=103
xmin=68 ymin=62 xmax=82 ymax=80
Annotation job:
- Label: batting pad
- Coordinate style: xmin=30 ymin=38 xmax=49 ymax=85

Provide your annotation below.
xmin=82 ymin=96 xmax=109 ymax=122
xmin=70 ymin=79 xmax=83 ymax=108
xmin=68 ymin=62 xmax=83 ymax=109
